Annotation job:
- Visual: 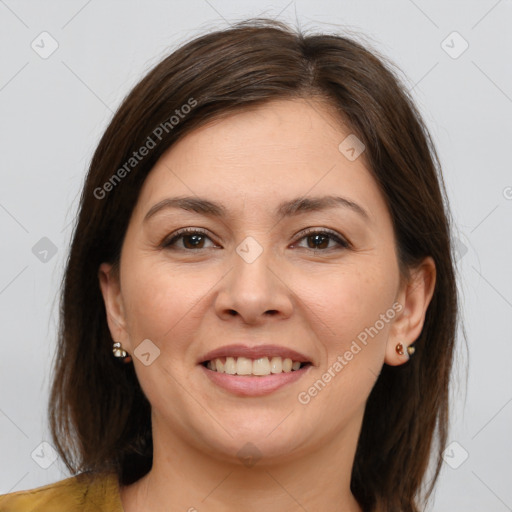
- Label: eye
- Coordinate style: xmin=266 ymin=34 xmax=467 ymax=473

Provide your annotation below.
xmin=161 ymin=228 xmax=218 ymax=250
xmin=161 ymin=227 xmax=351 ymax=252
xmin=292 ymin=228 xmax=350 ymax=251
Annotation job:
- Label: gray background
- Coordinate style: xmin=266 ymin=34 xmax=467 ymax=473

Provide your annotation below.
xmin=1 ymin=1 xmax=511 ymax=510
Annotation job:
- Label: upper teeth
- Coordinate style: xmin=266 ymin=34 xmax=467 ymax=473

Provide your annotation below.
xmin=206 ymin=356 xmax=303 ymax=376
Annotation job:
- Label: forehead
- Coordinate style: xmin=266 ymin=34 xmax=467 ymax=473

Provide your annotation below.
xmin=170 ymin=98 xmax=356 ymax=163
xmin=133 ymin=98 xmax=384 ymax=222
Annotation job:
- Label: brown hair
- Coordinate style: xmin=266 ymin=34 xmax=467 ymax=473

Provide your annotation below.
xmin=49 ymin=18 xmax=459 ymax=512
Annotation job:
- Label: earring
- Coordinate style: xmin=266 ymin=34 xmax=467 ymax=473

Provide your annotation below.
xmin=396 ymin=342 xmax=415 ymax=357
xmin=112 ymin=341 xmax=132 ymax=363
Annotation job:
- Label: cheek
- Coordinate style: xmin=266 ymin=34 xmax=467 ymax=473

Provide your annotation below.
xmin=121 ymin=258 xmax=203 ymax=341
xmin=295 ymin=261 xmax=397 ymax=359
xmin=294 ymin=265 xmax=396 ymax=423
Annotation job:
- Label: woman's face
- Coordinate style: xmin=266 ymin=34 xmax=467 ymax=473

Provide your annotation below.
xmin=100 ymin=98 xmax=433 ymax=465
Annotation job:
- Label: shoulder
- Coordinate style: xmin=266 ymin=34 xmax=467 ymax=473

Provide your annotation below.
xmin=0 ymin=471 xmax=123 ymax=512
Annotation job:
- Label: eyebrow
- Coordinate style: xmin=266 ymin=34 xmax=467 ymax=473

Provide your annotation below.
xmin=143 ymin=194 xmax=370 ymax=222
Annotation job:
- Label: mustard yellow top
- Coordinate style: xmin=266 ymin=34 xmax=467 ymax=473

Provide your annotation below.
xmin=0 ymin=471 xmax=124 ymax=512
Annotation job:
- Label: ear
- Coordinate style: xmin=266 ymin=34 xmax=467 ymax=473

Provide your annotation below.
xmin=98 ymin=262 xmax=130 ymax=348
xmin=385 ymin=256 xmax=436 ymax=366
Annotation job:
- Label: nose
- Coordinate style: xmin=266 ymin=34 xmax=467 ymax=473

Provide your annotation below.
xmin=214 ymin=242 xmax=294 ymax=325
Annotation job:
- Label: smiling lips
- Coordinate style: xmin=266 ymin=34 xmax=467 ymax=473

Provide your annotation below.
xmin=199 ymin=344 xmax=313 ymax=396
xmin=199 ymin=344 xmax=312 ymax=376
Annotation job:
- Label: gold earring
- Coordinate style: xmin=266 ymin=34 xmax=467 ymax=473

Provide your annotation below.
xmin=396 ymin=342 xmax=415 ymax=357
xmin=112 ymin=342 xmax=132 ymax=363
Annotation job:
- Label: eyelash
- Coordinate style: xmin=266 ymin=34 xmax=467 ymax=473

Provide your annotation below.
xmin=161 ymin=227 xmax=351 ymax=252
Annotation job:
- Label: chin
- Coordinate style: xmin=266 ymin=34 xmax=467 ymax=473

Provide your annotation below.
xmin=188 ymin=419 xmax=311 ymax=466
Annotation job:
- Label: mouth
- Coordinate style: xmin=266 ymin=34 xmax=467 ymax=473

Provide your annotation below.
xmin=198 ymin=344 xmax=314 ymax=377
xmin=198 ymin=344 xmax=314 ymax=396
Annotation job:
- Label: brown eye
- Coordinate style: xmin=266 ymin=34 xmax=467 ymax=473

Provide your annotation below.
xmin=180 ymin=233 xmax=207 ymax=249
xmin=306 ymin=233 xmax=330 ymax=249
xmin=294 ymin=229 xmax=350 ymax=251
xmin=162 ymin=229 xmax=216 ymax=250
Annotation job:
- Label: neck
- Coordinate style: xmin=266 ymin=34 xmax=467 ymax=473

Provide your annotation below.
xmin=120 ymin=412 xmax=365 ymax=512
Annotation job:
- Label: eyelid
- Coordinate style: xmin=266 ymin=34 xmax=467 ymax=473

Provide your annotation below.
xmin=292 ymin=227 xmax=351 ymax=249
xmin=161 ymin=226 xmax=351 ymax=250
xmin=161 ymin=227 xmax=218 ymax=249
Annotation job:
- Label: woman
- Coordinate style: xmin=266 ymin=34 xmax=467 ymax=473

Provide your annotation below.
xmin=0 ymin=17 xmax=458 ymax=512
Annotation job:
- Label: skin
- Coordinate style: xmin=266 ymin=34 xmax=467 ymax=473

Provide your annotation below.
xmin=99 ymin=98 xmax=436 ymax=512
